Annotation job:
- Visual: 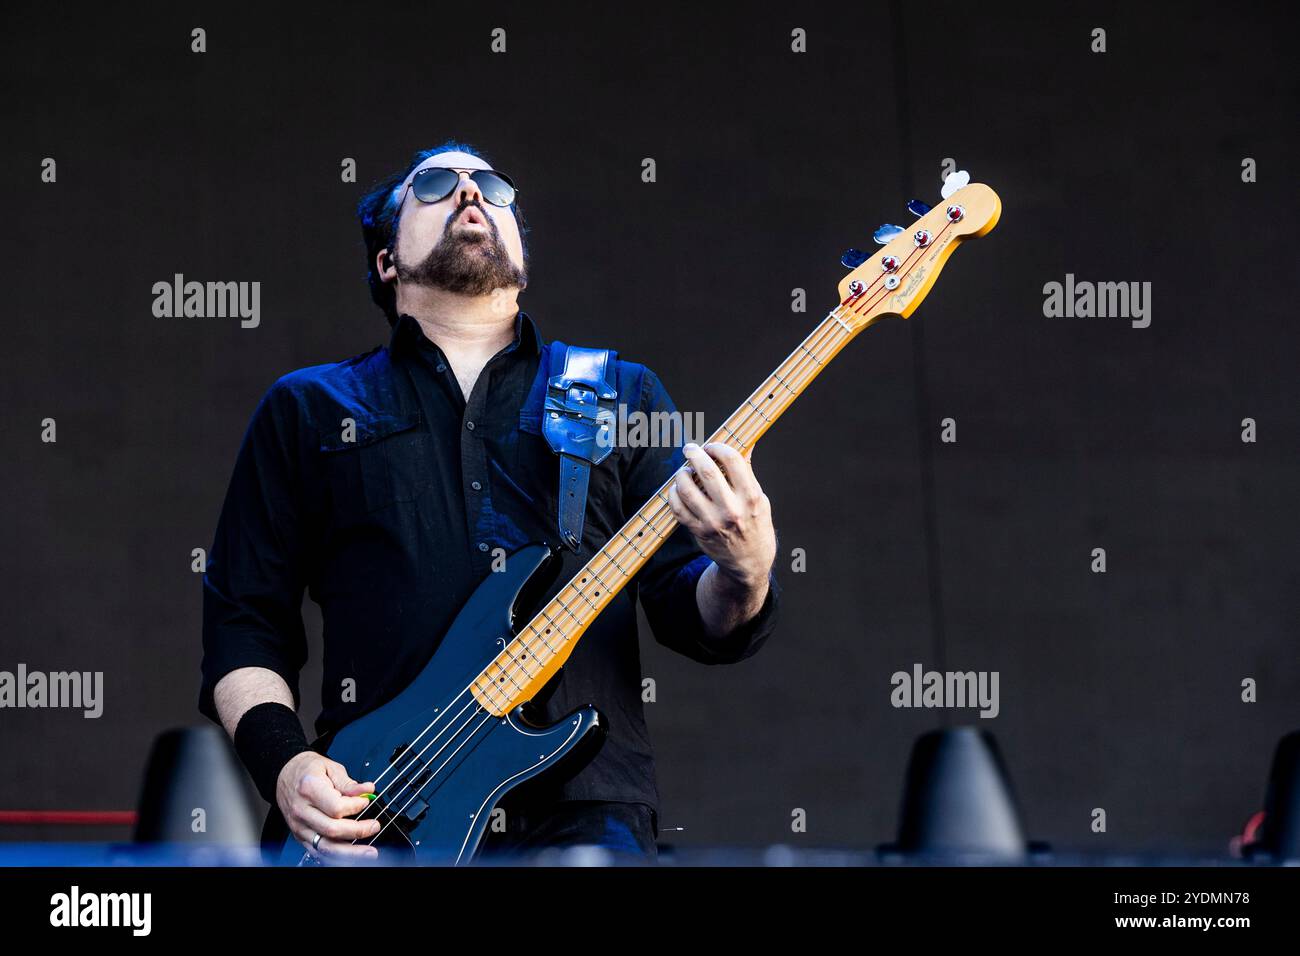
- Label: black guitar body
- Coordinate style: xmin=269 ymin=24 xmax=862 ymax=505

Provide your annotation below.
xmin=262 ymin=542 xmax=606 ymax=865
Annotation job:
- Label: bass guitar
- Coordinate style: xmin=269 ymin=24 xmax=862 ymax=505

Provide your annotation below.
xmin=264 ymin=177 xmax=1002 ymax=864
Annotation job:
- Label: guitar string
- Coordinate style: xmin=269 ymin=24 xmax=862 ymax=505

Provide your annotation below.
xmin=334 ymin=226 xmax=947 ymax=858
xmin=354 ymin=316 xmax=855 ymax=852
xmin=324 ymin=220 xmax=955 ymax=857
xmin=427 ymin=223 xmax=949 ymax=726
xmin=339 ymin=224 xmax=948 ymax=856
xmin=348 ymin=289 xmax=873 ymax=810
xmin=338 ymin=307 xmax=864 ymax=857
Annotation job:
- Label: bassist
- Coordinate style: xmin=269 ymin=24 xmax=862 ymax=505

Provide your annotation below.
xmin=198 ymin=142 xmax=781 ymax=864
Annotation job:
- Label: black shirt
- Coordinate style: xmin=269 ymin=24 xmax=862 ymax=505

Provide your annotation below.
xmin=199 ymin=310 xmax=780 ymax=816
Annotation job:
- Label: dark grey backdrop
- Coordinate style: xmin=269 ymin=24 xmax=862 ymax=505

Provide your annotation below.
xmin=1 ymin=2 xmax=1296 ymax=855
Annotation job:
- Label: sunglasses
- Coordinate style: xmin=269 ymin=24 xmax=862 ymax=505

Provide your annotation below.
xmin=402 ymin=166 xmax=518 ymax=208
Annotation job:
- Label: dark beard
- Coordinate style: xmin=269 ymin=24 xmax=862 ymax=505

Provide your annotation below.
xmin=393 ymin=206 xmax=527 ymax=296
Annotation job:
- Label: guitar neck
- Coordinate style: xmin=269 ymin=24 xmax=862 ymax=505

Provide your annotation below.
xmin=464 ymin=180 xmax=1005 ymax=715
xmin=470 ymin=303 xmax=873 ymax=716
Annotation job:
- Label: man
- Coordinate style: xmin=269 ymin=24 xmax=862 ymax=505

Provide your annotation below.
xmin=199 ymin=140 xmax=781 ymax=864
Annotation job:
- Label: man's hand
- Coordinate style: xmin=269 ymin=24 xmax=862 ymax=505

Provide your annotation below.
xmin=667 ymin=441 xmax=777 ymax=593
xmin=276 ymin=751 xmax=381 ymax=864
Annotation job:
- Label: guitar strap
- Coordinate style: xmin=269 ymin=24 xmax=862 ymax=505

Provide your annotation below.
xmin=540 ymin=341 xmax=618 ymax=552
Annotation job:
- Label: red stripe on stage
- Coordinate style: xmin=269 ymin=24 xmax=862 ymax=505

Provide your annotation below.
xmin=0 ymin=810 xmax=137 ymax=825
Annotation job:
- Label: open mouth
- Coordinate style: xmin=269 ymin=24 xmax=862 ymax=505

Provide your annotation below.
xmin=456 ymin=206 xmax=488 ymax=228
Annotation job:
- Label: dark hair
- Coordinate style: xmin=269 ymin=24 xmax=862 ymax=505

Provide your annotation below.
xmin=357 ymin=140 xmax=529 ymax=326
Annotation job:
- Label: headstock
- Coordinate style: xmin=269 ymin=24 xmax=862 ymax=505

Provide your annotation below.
xmin=835 ymin=179 xmax=1001 ymax=332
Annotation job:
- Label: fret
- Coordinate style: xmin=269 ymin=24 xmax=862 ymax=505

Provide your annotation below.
xmin=484 ymin=660 xmax=519 ymax=688
xmin=536 ymin=608 xmax=565 ymax=639
xmin=583 ymin=565 xmax=617 ymax=592
xmin=644 ymin=515 xmax=671 ymax=539
xmin=719 ymin=423 xmax=747 ymax=449
xmin=551 ymin=599 xmax=584 ymax=628
xmin=617 ymin=529 xmax=646 ymax=558
xmin=507 ymin=636 xmax=540 ymax=670
xmin=507 ymin=650 xmax=542 ymax=681
xmin=525 ymin=622 xmax=559 ymax=655
xmin=496 ymin=666 xmax=526 ymax=693
xmin=602 ymin=554 xmax=631 ymax=578
xmin=474 ymin=679 xmax=507 ymax=711
xmin=797 ymin=343 xmax=823 ymax=365
xmin=515 ymin=637 xmax=552 ymax=674
xmin=569 ymin=586 xmax=600 ymax=612
xmin=475 ymin=300 xmax=869 ymax=714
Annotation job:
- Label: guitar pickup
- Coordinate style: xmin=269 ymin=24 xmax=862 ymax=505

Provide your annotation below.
xmin=393 ymin=791 xmax=428 ymax=825
xmin=378 ymin=747 xmax=433 ymax=825
xmin=372 ymin=780 xmax=429 ymax=826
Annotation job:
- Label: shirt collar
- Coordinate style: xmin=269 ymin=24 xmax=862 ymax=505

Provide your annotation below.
xmin=389 ymin=309 xmax=542 ymax=360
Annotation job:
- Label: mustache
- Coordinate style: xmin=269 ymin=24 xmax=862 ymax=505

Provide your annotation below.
xmin=445 ymin=200 xmax=495 ymax=235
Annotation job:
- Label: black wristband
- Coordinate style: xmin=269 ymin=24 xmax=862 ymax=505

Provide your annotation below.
xmin=232 ymin=701 xmax=311 ymax=804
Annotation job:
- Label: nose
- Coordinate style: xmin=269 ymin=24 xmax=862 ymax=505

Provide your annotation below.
xmin=453 ymin=171 xmax=485 ymax=208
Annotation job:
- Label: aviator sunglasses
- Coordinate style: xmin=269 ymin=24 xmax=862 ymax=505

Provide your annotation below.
xmin=401 ymin=166 xmax=518 ymax=208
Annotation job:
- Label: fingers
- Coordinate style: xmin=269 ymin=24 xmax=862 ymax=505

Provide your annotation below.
xmin=277 ymin=755 xmax=383 ymax=865
xmin=667 ymin=480 xmax=705 ymax=534
xmin=682 ymin=442 xmax=730 ymax=496
xmin=288 ymin=803 xmax=380 ymax=864
xmin=297 ymin=774 xmax=365 ymax=821
xmin=301 ymin=829 xmax=379 ymax=864
xmin=683 ymin=442 xmax=762 ymax=503
xmin=679 ymin=443 xmax=739 ymax=520
xmin=325 ymin=761 xmax=374 ymax=798
xmin=296 ymin=803 xmax=380 ymax=845
xmin=673 ymin=463 xmax=710 ymax=515
xmin=675 ymin=441 xmax=768 ymax=536
xmin=288 ymin=765 xmax=382 ymax=864
xmin=699 ymin=442 xmax=762 ymax=501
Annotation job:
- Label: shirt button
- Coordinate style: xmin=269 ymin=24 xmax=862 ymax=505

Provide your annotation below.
xmin=478 ymin=542 xmax=489 ymax=552
xmin=466 ymin=420 xmax=475 ymax=431
xmin=471 ymin=480 xmax=482 ymax=491
xmin=435 ymin=363 xmax=447 ymax=372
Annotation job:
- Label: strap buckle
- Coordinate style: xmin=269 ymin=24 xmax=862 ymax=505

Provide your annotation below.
xmin=540 ymin=346 xmax=618 ymax=551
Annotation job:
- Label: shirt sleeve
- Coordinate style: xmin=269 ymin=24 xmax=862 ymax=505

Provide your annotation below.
xmin=198 ymin=377 xmax=313 ymax=723
xmin=619 ymin=366 xmax=781 ymax=665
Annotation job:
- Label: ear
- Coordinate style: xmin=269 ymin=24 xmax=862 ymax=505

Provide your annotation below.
xmin=377 ymin=248 xmax=397 ymax=282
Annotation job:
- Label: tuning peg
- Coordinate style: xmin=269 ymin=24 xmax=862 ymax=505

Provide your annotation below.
xmin=841 ymin=248 xmax=870 ymax=268
xmin=941 ymin=169 xmax=970 ymax=200
xmin=872 ymin=224 xmax=905 ymax=245
xmin=907 ymin=199 xmax=932 ymax=217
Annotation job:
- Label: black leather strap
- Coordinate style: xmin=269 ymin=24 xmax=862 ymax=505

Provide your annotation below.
xmin=541 ymin=342 xmax=618 ymax=551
